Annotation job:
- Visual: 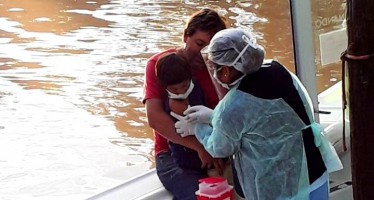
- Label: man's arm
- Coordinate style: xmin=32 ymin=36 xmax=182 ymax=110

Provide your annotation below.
xmin=146 ymin=98 xmax=224 ymax=170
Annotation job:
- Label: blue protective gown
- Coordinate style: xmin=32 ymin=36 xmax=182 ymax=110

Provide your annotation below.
xmin=289 ymin=72 xmax=343 ymax=174
xmin=195 ymin=61 xmax=342 ymax=200
xmin=195 ymin=87 xmax=310 ymax=200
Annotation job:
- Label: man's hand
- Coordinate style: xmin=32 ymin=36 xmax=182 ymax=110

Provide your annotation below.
xmin=214 ymin=158 xmax=227 ymax=176
xmin=196 ymin=147 xmax=226 ymax=175
xmin=196 ymin=147 xmax=214 ymax=169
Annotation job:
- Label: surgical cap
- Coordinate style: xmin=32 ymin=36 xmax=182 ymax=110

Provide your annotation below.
xmin=208 ymin=28 xmax=265 ymax=75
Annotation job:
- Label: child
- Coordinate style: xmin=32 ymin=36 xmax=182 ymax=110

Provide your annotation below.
xmin=156 ymin=52 xmax=238 ymax=198
xmin=155 ymin=52 xmax=206 ymax=170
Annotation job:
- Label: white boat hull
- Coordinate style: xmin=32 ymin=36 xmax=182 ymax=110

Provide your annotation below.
xmin=87 ymin=169 xmax=173 ymax=200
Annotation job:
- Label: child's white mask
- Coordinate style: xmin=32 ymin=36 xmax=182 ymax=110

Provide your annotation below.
xmin=167 ymin=81 xmax=194 ymax=100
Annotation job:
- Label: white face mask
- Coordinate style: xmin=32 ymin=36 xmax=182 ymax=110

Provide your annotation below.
xmin=167 ymin=81 xmax=194 ymax=100
xmin=213 ymin=67 xmax=245 ymax=89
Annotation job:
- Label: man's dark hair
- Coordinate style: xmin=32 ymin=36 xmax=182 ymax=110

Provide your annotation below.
xmin=184 ymin=8 xmax=227 ymax=37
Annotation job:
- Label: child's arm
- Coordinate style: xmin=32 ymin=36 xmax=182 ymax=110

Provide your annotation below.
xmin=169 ymin=99 xmax=189 ymax=116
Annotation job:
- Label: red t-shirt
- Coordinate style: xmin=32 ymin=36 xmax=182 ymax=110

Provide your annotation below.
xmin=143 ymin=49 xmax=219 ymax=157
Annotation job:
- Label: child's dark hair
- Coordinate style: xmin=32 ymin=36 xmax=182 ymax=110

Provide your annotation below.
xmin=155 ymin=53 xmax=192 ymax=87
xmin=184 ymin=8 xmax=227 ymax=37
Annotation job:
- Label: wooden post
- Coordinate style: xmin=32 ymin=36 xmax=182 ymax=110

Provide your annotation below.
xmin=346 ymin=0 xmax=374 ymax=199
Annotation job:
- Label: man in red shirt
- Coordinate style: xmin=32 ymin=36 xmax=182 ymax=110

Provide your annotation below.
xmin=143 ymin=8 xmax=226 ymax=200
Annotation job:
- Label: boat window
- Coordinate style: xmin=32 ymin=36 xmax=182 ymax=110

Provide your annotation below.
xmin=311 ymin=0 xmax=346 ymax=93
xmin=310 ymin=0 xmax=347 ymax=126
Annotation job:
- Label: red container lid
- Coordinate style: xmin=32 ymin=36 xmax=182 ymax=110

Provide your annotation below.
xmin=199 ymin=177 xmax=226 ymax=184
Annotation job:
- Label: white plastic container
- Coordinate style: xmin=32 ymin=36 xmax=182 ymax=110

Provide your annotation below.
xmin=195 ymin=177 xmax=233 ymax=200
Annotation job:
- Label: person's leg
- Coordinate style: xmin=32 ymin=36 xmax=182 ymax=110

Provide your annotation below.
xmin=309 ymin=180 xmax=329 ymax=200
xmin=156 ymin=151 xmax=207 ymax=200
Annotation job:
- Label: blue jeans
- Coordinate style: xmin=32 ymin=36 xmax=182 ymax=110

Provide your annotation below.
xmin=310 ymin=180 xmax=328 ymax=200
xmin=169 ymin=142 xmax=202 ymax=170
xmin=156 ymin=151 xmax=207 ymax=200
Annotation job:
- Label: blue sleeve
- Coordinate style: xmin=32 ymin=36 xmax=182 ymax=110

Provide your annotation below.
xmin=194 ymin=93 xmax=248 ymax=158
xmin=195 ymin=122 xmax=240 ymax=158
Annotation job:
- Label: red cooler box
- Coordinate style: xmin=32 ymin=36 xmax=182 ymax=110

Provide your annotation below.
xmin=195 ymin=177 xmax=233 ymax=200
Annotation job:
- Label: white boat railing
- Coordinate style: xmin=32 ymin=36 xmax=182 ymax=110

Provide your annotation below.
xmin=87 ymin=169 xmax=172 ymax=200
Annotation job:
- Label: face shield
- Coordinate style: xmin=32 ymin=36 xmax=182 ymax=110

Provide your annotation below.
xmin=200 ymin=46 xmax=209 ymax=55
xmin=205 ymin=60 xmax=229 ymax=99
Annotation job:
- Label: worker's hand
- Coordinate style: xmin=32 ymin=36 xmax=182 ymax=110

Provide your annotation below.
xmin=170 ymin=112 xmax=196 ymax=137
xmin=184 ymin=105 xmax=213 ymax=124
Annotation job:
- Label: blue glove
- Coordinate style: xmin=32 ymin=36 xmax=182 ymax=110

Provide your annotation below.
xmin=170 ymin=112 xmax=196 ymax=137
xmin=183 ymin=105 xmax=213 ymax=124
